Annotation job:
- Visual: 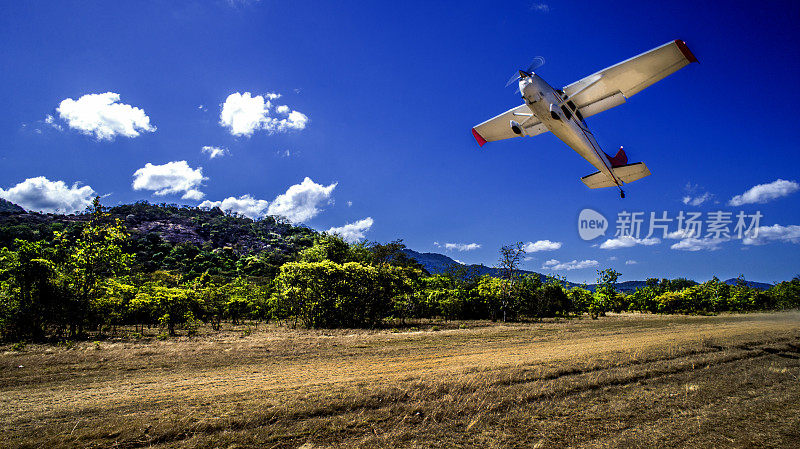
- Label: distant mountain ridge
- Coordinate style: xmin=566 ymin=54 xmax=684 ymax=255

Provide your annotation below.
xmin=403 ymin=249 xmax=549 ymax=282
xmin=402 ymin=249 xmax=774 ymax=292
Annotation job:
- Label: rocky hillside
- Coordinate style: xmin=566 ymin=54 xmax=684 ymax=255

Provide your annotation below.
xmin=0 ymin=198 xmax=25 ymax=213
xmin=0 ymin=201 xmax=318 ymax=278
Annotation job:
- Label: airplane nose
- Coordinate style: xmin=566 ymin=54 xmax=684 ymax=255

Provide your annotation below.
xmin=519 ymin=80 xmax=538 ymax=101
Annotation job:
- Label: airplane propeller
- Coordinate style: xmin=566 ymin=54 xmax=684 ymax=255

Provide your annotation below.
xmin=505 ymin=56 xmax=546 ymax=90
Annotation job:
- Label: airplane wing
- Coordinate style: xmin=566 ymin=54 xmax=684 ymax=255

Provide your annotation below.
xmin=472 ymin=104 xmax=548 ymax=147
xmin=563 ymin=40 xmax=698 ymax=119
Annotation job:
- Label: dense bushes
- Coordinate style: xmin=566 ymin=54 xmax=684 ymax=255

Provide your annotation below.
xmin=626 ymin=277 xmax=788 ymax=314
xmin=271 ymin=261 xmax=418 ymax=328
xmin=1 ymin=201 xmax=798 ymax=339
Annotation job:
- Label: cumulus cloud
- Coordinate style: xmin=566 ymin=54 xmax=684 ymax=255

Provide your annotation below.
xmin=599 ymin=236 xmax=660 ymax=249
xmin=729 ymin=179 xmax=799 ymax=206
xmin=201 ymin=145 xmax=228 ymax=159
xmin=434 ymin=242 xmax=481 ymax=251
xmin=0 ymin=176 xmax=95 ymax=213
xmin=326 ymin=217 xmax=374 ymax=243
xmin=742 ymin=224 xmax=800 ymax=245
xmin=523 ymin=240 xmax=562 ymax=252
xmin=541 ymin=259 xmax=598 ymax=271
xmin=56 ymin=92 xmax=155 ymax=140
xmin=670 ymin=237 xmax=727 ymax=251
xmin=199 ymin=194 xmax=270 ymax=219
xmin=266 ymin=177 xmax=336 ymax=223
xmin=132 ymin=161 xmax=206 ymax=200
xmin=219 ymin=92 xmax=308 ymax=137
xmin=625 ymin=260 xmax=638 ymax=265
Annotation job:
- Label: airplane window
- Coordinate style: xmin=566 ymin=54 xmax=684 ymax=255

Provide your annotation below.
xmin=567 ymin=100 xmax=577 ymax=112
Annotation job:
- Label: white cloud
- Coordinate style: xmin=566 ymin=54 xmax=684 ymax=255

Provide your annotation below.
xmin=599 ymin=236 xmax=660 ymax=249
xmin=132 ymin=161 xmax=206 ymax=200
xmin=742 ymin=224 xmax=800 ymax=245
xmin=181 ymin=189 xmax=205 ymax=201
xmin=0 ymin=176 xmax=95 ymax=213
xmin=530 ymin=2 xmax=550 ymax=12
xmin=443 ymin=242 xmax=481 ymax=251
xmin=326 ymin=217 xmax=374 ymax=243
xmin=541 ymin=259 xmax=598 ymax=271
xmin=625 ymin=260 xmax=638 ymax=265
xmin=681 ymin=182 xmax=713 ymax=206
xmin=201 ymin=145 xmax=228 ymax=159
xmin=219 ymin=92 xmax=308 ymax=137
xmin=729 ymin=179 xmax=799 ymax=206
xmin=44 ymin=114 xmax=63 ymax=131
xmin=670 ymin=237 xmax=727 ymax=251
xmin=665 ymin=229 xmax=695 ymax=240
xmin=523 ymin=239 xmax=562 ymax=252
xmin=199 ymin=194 xmax=270 ymax=219
xmin=682 ymin=192 xmax=712 ymax=206
xmin=346 ymin=200 xmax=353 ymax=207
xmin=56 ymin=92 xmax=155 ymax=140
xmin=266 ymin=177 xmax=336 ymax=223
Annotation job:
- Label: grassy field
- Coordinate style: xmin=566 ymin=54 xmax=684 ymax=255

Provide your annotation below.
xmin=2 ymin=312 xmax=799 ymax=448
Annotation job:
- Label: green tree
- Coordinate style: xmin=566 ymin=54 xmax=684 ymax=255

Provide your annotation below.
xmin=0 ymin=240 xmax=58 ymax=339
xmin=592 ymin=268 xmax=621 ymax=318
xmin=56 ymin=198 xmax=132 ymax=337
xmin=497 ymin=242 xmax=525 ymax=322
xmin=135 ymin=283 xmax=198 ymax=335
xmin=477 ymin=275 xmax=503 ymax=321
xmin=300 ymin=235 xmax=358 ymax=264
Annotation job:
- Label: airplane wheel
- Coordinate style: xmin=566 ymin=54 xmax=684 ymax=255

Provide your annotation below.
xmin=620 ymin=190 xmax=626 ymax=199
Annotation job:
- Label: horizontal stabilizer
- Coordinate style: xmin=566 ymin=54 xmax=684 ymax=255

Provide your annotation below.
xmin=581 ymin=162 xmax=651 ymax=189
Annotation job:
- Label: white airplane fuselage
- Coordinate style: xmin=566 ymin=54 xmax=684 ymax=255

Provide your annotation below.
xmin=518 ymin=74 xmax=621 ymax=187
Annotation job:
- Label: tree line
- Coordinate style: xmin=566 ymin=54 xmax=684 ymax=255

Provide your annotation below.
xmin=1 ymin=200 xmax=798 ymax=341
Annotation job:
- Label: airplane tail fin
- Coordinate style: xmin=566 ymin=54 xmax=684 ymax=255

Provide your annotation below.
xmin=581 ymin=162 xmax=651 ymax=189
xmin=604 ymin=146 xmax=628 ymax=167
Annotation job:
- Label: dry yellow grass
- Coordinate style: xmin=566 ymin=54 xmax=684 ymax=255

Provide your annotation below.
xmin=2 ymin=312 xmax=799 ymax=448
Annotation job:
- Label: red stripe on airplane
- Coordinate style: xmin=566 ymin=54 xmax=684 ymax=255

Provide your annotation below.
xmin=675 ymin=40 xmax=699 ymax=64
xmin=472 ymin=128 xmax=487 ymax=147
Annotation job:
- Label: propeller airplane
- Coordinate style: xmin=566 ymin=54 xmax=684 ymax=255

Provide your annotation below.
xmin=472 ymin=40 xmax=698 ymax=198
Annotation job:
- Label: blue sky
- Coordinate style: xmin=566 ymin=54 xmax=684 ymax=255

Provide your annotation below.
xmin=1 ymin=0 xmax=799 ymax=283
